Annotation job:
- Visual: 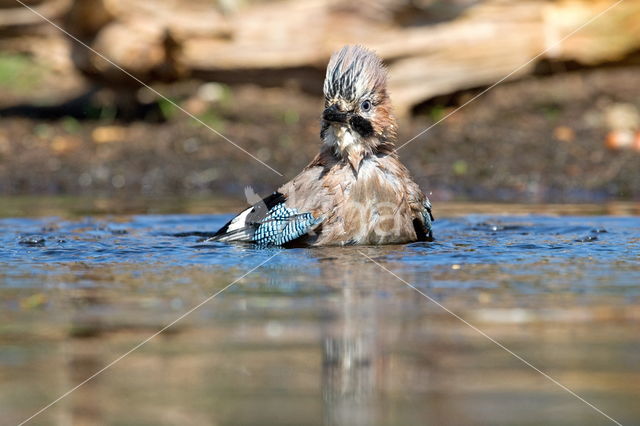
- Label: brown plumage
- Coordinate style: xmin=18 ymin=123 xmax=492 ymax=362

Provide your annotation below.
xmin=210 ymin=45 xmax=433 ymax=246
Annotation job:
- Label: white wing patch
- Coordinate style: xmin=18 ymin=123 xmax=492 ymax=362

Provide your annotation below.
xmin=226 ymin=206 xmax=253 ymax=232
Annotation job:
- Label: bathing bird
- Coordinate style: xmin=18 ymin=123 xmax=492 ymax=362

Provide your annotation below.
xmin=209 ymin=45 xmax=433 ymax=246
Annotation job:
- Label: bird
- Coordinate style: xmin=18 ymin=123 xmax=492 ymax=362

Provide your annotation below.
xmin=209 ymin=45 xmax=433 ymax=247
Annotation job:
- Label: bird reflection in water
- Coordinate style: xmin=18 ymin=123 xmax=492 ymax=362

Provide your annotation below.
xmin=316 ymin=246 xmax=410 ymax=426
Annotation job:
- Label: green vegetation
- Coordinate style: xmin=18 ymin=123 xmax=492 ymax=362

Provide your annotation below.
xmin=452 ymin=159 xmax=468 ymax=176
xmin=541 ymin=103 xmax=562 ymax=122
xmin=61 ymin=116 xmax=81 ymax=134
xmin=428 ymin=105 xmax=447 ymax=122
xmin=282 ymin=109 xmax=300 ymax=125
xmin=33 ymin=123 xmax=52 ymax=139
xmin=0 ymin=53 xmax=44 ymax=94
xmin=194 ymin=109 xmax=225 ymax=133
xmin=98 ymin=104 xmax=118 ymax=122
xmin=158 ymin=97 xmax=179 ymax=120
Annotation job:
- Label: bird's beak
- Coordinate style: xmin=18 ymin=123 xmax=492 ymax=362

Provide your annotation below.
xmin=322 ymin=104 xmax=349 ymax=124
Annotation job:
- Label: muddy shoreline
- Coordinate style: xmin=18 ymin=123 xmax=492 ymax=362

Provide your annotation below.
xmin=1 ymin=57 xmax=639 ymax=203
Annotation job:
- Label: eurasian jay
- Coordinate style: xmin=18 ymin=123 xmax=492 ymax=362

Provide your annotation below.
xmin=210 ymin=45 xmax=433 ymax=246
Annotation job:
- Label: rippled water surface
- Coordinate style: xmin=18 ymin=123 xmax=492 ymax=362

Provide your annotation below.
xmin=1 ymin=203 xmax=639 ymax=425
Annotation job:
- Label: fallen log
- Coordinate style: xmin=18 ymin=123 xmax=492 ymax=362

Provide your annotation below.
xmin=6 ymin=0 xmax=640 ymax=114
xmin=0 ymin=0 xmax=71 ymax=28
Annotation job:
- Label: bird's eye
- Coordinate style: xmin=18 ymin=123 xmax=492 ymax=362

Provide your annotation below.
xmin=361 ymin=100 xmax=372 ymax=112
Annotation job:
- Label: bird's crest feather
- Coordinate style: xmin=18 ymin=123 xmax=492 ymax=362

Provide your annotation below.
xmin=323 ymin=45 xmax=387 ymax=102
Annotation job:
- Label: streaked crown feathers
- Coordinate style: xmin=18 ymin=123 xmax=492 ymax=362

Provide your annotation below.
xmin=323 ymin=45 xmax=388 ymax=103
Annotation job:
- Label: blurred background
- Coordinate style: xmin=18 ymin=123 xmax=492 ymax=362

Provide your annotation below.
xmin=1 ymin=0 xmax=640 ymax=215
xmin=3 ymin=2 xmax=640 ymax=426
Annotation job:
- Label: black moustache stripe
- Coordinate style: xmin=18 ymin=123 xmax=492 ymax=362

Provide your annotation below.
xmin=349 ymin=115 xmax=374 ymax=138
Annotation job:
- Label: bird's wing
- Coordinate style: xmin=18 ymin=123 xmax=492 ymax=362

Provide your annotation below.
xmin=412 ymin=196 xmax=434 ymax=242
xmin=208 ymin=191 xmax=322 ymax=246
xmin=421 ymin=197 xmax=435 ymax=240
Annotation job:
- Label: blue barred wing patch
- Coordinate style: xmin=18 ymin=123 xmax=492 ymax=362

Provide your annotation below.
xmin=422 ymin=199 xmax=434 ymax=240
xmin=254 ymin=203 xmax=321 ymax=246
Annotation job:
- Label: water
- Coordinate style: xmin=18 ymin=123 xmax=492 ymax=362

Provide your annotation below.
xmin=1 ymin=204 xmax=639 ymax=425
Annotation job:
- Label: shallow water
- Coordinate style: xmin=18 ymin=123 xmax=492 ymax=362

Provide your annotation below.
xmin=1 ymin=205 xmax=640 ymax=425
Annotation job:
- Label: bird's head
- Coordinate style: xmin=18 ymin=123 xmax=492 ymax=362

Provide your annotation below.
xmin=321 ymin=45 xmax=397 ymax=173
